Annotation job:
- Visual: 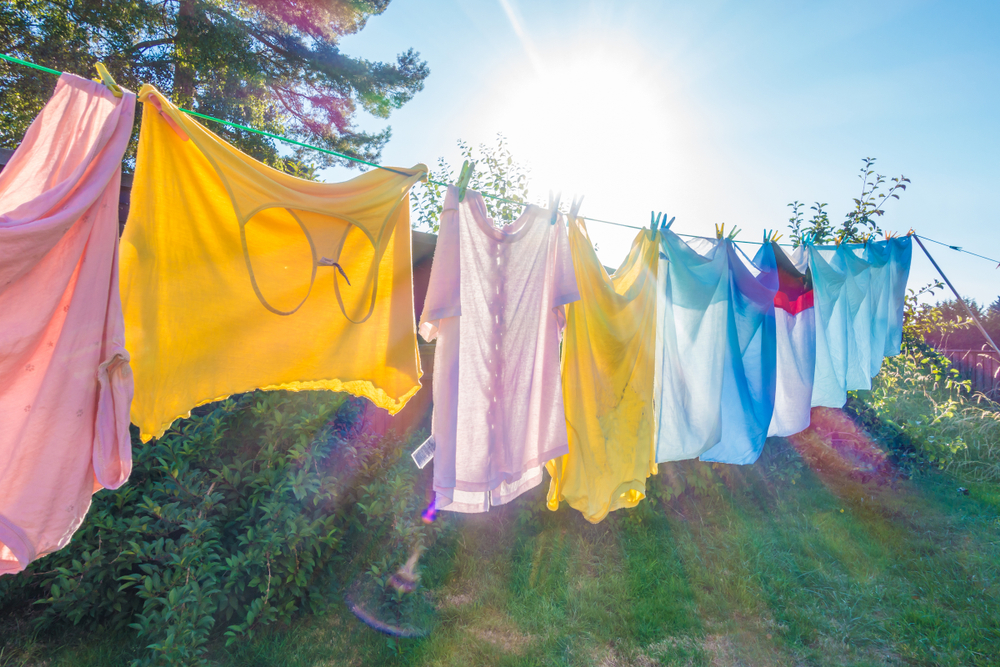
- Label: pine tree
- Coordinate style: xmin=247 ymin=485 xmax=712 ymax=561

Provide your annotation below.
xmin=0 ymin=0 xmax=428 ymax=172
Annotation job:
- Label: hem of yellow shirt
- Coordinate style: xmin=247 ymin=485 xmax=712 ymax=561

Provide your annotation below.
xmin=137 ymin=378 xmax=423 ymax=442
xmin=547 ymin=477 xmax=652 ymax=524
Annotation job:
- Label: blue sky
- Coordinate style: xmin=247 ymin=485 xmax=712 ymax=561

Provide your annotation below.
xmin=324 ymin=0 xmax=1000 ymax=306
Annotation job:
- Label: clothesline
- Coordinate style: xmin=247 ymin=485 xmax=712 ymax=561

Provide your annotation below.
xmin=0 ymin=58 xmax=971 ymax=571
xmin=2 ymin=52 xmax=998 ymax=262
xmin=917 ymin=234 xmax=1000 ymax=267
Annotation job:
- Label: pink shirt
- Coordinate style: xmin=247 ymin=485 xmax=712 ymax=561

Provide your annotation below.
xmin=419 ymin=187 xmax=578 ymax=513
xmin=0 ymin=74 xmax=135 ymax=575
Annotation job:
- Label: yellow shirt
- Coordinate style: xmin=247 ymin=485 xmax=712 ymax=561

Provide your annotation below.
xmin=546 ymin=219 xmax=659 ymax=523
xmin=121 ymin=86 xmax=427 ymax=441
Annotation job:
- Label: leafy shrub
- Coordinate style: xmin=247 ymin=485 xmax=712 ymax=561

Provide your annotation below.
xmin=844 ymin=279 xmax=1000 ymax=480
xmin=0 ymin=391 xmax=438 ymax=666
xmin=851 ymin=347 xmax=1000 ymax=481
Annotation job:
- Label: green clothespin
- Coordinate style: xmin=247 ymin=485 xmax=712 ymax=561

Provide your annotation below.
xmin=94 ymin=62 xmax=123 ymax=98
xmin=727 ymin=226 xmax=741 ymax=241
xmin=456 ymin=160 xmax=475 ymax=202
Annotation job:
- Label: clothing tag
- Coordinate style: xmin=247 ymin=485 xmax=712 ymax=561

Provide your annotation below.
xmin=411 ymin=436 xmax=435 ymax=469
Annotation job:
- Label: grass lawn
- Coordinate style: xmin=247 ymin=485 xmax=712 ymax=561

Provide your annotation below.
xmin=4 ymin=421 xmax=1000 ymax=667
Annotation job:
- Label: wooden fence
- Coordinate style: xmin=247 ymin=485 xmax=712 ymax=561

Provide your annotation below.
xmin=938 ymin=349 xmax=1000 ymax=399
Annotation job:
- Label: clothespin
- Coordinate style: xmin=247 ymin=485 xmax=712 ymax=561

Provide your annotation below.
xmin=548 ymin=191 xmax=561 ymax=225
xmin=569 ymin=195 xmax=584 ymax=221
xmin=660 ymin=215 xmax=675 ymax=230
xmin=716 ymin=223 xmax=724 ymax=239
xmin=94 ymin=62 xmax=123 ymax=98
xmin=727 ymin=226 xmax=740 ymax=241
xmin=456 ymin=160 xmax=475 ymax=202
xmin=650 ymin=212 xmax=662 ymax=231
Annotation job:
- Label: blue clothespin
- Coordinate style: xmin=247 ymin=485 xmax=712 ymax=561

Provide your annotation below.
xmin=548 ymin=191 xmax=561 ymax=225
xmin=650 ymin=212 xmax=662 ymax=231
xmin=661 ymin=215 xmax=675 ymax=230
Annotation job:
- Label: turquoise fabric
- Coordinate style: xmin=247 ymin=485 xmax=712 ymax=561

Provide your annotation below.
xmin=653 ymin=233 xmax=729 ymax=461
xmin=809 ymin=238 xmax=913 ymax=408
xmin=700 ymin=242 xmax=778 ymax=465
xmin=885 ymin=237 xmax=913 ymax=356
xmin=653 ymin=231 xmax=777 ymax=465
xmin=864 ymin=241 xmax=892 ymax=378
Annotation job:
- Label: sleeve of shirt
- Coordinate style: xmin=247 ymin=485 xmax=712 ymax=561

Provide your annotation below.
xmin=551 ymin=214 xmax=580 ymax=331
xmin=552 ymin=214 xmax=580 ymax=309
xmin=418 ymin=186 xmax=461 ymax=342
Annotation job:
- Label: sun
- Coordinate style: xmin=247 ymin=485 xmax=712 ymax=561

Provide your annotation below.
xmin=477 ymin=42 xmax=674 ymax=198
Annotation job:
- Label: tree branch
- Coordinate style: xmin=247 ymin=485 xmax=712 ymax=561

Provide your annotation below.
xmin=126 ymin=37 xmax=175 ymax=53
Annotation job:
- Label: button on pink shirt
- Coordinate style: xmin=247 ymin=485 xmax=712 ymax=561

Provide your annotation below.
xmin=0 ymin=74 xmax=135 ymax=575
xmin=419 ymin=187 xmax=579 ymax=513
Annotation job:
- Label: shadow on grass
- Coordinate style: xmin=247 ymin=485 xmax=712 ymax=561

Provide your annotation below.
xmin=7 ymin=406 xmax=1000 ymax=667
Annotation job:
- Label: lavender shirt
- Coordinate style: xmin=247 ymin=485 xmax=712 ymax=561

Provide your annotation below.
xmin=419 ymin=187 xmax=579 ymax=512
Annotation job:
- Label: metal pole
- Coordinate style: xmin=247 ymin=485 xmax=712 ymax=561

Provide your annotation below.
xmin=914 ymin=234 xmax=1000 ymax=360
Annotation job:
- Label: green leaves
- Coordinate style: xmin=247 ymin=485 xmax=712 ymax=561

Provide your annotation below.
xmin=411 ymin=133 xmax=533 ymax=233
xmin=1 ymin=0 xmax=428 ymax=171
xmin=0 ymin=390 xmax=440 ymax=666
xmin=787 ymin=158 xmax=910 ymax=245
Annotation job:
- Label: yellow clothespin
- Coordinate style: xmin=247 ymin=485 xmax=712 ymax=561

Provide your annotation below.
xmin=716 ymin=223 xmax=724 ymax=239
xmin=94 ymin=62 xmax=123 ymax=98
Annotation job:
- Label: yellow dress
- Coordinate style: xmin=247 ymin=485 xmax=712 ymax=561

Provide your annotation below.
xmin=120 ymin=86 xmax=427 ymax=441
xmin=546 ymin=219 xmax=659 ymax=522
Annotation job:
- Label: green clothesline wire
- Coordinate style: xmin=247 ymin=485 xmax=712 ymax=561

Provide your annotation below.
xmin=3 ymin=52 xmax=998 ymax=261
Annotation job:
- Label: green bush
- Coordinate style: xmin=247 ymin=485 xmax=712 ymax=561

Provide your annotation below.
xmin=851 ymin=346 xmax=1000 ymax=481
xmin=0 ymin=391 xmax=437 ymax=666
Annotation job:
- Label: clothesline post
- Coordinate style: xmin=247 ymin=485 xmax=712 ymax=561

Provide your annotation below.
xmin=914 ymin=234 xmax=1000 ymax=359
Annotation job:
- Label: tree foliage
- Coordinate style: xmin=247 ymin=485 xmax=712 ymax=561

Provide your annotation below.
xmin=412 ymin=133 xmax=532 ymax=233
xmin=788 ymin=157 xmax=910 ymax=245
xmin=919 ymin=295 xmax=1000 ymax=351
xmin=0 ymin=0 xmax=428 ymax=170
